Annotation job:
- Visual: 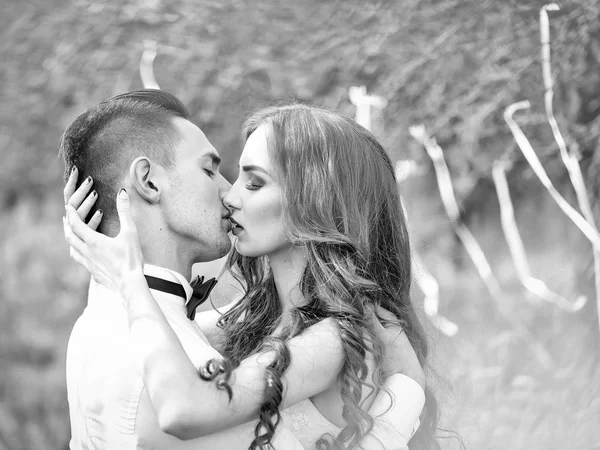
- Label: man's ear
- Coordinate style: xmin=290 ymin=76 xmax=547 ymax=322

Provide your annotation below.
xmin=129 ymin=157 xmax=165 ymax=204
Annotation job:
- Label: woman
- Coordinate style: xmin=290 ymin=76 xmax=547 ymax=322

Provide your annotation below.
xmin=64 ymin=104 xmax=438 ymax=449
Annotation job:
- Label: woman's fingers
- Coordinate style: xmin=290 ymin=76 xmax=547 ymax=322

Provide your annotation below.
xmin=115 ymin=189 xmax=137 ymax=233
xmin=63 ymin=167 xmax=78 ymax=204
xmin=374 ymin=305 xmax=398 ymax=325
xmin=87 ymin=209 xmax=104 ymax=231
xmin=63 ymin=168 xmax=101 ymax=225
xmin=67 ymin=175 xmax=94 ymax=210
xmin=366 ymin=305 xmax=393 ymax=339
xmin=69 ymin=245 xmax=90 ymax=272
xmin=66 ymin=204 xmax=101 ymax=245
xmin=63 ymin=215 xmax=90 ymax=257
xmin=76 ymin=190 xmax=98 ymax=220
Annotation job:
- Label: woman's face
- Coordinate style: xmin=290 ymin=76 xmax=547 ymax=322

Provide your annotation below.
xmin=223 ymin=125 xmax=289 ymax=258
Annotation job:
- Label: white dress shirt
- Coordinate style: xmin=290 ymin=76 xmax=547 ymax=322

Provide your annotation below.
xmin=66 ymin=264 xmax=303 ymax=450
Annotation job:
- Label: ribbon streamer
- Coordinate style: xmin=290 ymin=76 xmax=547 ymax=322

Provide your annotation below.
xmin=492 ymin=161 xmax=586 ymax=312
xmin=140 ymin=40 xmax=160 ymax=89
xmin=410 ymin=125 xmax=554 ymax=368
xmin=504 ymin=101 xmax=600 ymax=247
xmin=409 ymin=124 xmax=502 ymax=299
xmin=349 ymin=85 xmax=387 ymax=132
xmin=540 ymin=3 xmax=599 ymax=324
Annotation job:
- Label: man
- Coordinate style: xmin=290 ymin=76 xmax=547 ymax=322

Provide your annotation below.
xmin=60 ymin=90 xmax=424 ymax=449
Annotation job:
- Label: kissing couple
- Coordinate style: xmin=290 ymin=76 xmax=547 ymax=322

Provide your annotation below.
xmin=61 ymin=89 xmax=437 ymax=449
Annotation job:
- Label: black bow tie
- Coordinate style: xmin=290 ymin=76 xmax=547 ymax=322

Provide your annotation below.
xmin=144 ymin=274 xmax=218 ymax=321
xmin=188 ymin=275 xmax=218 ymax=320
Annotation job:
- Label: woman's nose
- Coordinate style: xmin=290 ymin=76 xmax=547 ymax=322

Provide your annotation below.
xmin=222 ymin=179 xmax=241 ymax=210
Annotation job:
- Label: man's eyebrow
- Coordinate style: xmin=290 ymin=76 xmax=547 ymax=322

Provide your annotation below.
xmin=203 ymin=152 xmax=221 ymax=167
xmin=241 ymin=164 xmax=269 ymax=175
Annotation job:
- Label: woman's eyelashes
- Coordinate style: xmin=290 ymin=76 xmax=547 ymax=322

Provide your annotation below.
xmin=245 ymin=177 xmax=264 ymax=190
xmin=204 ymin=169 xmax=215 ymax=177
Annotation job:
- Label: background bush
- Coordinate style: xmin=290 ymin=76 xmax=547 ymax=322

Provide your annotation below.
xmin=1 ymin=0 xmax=599 ymax=449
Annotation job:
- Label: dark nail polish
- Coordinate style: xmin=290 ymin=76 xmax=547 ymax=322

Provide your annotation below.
xmin=91 ymin=190 xmax=97 ymax=197
xmin=98 ymin=209 xmax=103 ymax=215
xmin=71 ymin=166 xmax=77 ymax=174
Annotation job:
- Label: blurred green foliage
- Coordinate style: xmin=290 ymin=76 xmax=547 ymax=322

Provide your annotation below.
xmin=1 ymin=0 xmax=599 ymax=449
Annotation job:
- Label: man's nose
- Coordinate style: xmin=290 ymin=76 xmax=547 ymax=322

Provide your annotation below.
xmin=217 ymin=174 xmax=232 ymax=198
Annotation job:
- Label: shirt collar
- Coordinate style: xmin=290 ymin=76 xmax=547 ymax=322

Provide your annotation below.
xmin=143 ymin=264 xmax=194 ymax=305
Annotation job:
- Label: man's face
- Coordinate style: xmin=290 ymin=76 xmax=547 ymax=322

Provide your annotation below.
xmin=161 ymin=117 xmax=232 ymax=262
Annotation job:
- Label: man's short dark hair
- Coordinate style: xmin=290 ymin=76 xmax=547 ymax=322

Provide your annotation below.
xmin=58 ymin=89 xmax=189 ymax=235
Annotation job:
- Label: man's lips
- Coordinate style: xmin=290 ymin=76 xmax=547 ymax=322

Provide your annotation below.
xmin=222 ymin=212 xmax=233 ymax=231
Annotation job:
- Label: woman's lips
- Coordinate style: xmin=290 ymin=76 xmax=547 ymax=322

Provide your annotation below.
xmin=229 ymin=217 xmax=244 ymax=235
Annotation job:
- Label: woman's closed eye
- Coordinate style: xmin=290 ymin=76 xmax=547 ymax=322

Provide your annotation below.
xmin=204 ymin=169 xmax=215 ymax=177
xmin=245 ymin=181 xmax=263 ymax=191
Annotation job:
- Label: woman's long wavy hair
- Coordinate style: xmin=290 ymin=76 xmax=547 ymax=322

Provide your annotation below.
xmin=212 ymin=104 xmax=440 ymax=449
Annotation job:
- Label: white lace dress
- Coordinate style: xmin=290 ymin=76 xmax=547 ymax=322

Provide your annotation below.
xmin=280 ymin=374 xmax=424 ymax=450
xmin=281 ymin=399 xmax=342 ymax=449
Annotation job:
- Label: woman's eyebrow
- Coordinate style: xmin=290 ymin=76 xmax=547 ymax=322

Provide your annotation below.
xmin=240 ymin=164 xmax=269 ymax=175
